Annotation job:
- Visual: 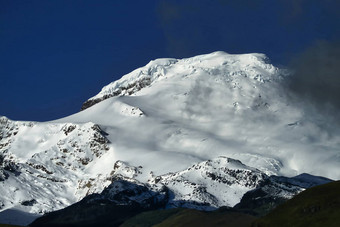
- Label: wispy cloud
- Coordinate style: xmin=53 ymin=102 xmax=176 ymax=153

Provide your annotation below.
xmin=286 ymin=41 xmax=340 ymax=110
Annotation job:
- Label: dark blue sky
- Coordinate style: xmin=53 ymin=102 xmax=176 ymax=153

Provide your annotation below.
xmin=1 ymin=0 xmax=339 ymax=121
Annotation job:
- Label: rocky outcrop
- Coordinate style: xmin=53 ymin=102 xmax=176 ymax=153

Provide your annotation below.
xmin=234 ymin=174 xmax=333 ymax=216
xmin=81 ymin=77 xmax=152 ymax=110
xmin=90 ymin=157 xmax=332 ymax=211
xmin=0 ymin=119 xmax=112 ymax=214
xmin=29 ymin=163 xmax=333 ymax=227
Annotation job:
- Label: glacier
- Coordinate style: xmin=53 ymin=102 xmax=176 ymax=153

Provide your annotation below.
xmin=0 ymin=51 xmax=339 ymax=225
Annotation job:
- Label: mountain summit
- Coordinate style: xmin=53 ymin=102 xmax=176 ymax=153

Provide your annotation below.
xmin=81 ymin=51 xmax=277 ymax=110
xmin=0 ymin=52 xmax=339 ymax=225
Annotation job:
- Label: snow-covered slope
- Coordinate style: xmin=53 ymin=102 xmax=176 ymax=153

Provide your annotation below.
xmin=0 ymin=117 xmax=112 ymax=212
xmin=1 ymin=51 xmax=339 ymax=225
xmin=62 ymin=51 xmax=339 ymax=179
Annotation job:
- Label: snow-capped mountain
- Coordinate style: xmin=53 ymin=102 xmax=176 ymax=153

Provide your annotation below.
xmin=0 ymin=51 xmax=339 ymax=225
xmin=28 ymin=160 xmax=333 ymax=227
xmin=111 ymin=156 xmax=267 ymax=210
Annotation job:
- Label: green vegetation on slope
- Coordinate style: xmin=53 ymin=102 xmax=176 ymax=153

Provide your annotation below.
xmin=0 ymin=224 xmax=24 ymax=227
xmin=121 ymin=207 xmax=257 ymax=227
xmin=120 ymin=208 xmax=184 ymax=227
xmin=253 ymin=181 xmax=340 ymax=227
xmin=29 ymin=198 xmax=149 ymax=227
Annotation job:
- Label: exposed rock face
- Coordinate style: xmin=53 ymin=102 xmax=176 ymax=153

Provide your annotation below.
xmin=81 ymin=77 xmax=152 ymax=110
xmin=80 ymin=58 xmax=179 ymax=111
xmin=0 ymin=117 xmax=26 ymax=181
xmin=100 ymin=176 xmax=169 ymax=208
xmin=30 ymin=179 xmax=169 ymax=227
xmin=29 ymin=162 xmax=333 ymax=227
xmin=92 ymin=157 xmax=331 ymax=211
xmin=0 ymin=117 xmax=112 ymax=214
xmin=0 ymin=154 xmax=19 ymax=181
xmin=234 ymin=173 xmax=333 ymax=215
xmin=150 ymin=157 xmax=267 ymax=209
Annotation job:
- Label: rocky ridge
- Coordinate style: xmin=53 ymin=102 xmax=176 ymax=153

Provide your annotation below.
xmin=86 ymin=157 xmax=331 ymax=211
xmin=29 ymin=157 xmax=333 ymax=227
xmin=0 ymin=116 xmax=112 ymax=214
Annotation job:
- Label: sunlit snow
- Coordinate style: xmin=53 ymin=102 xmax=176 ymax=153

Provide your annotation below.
xmin=1 ymin=51 xmax=339 ymax=225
